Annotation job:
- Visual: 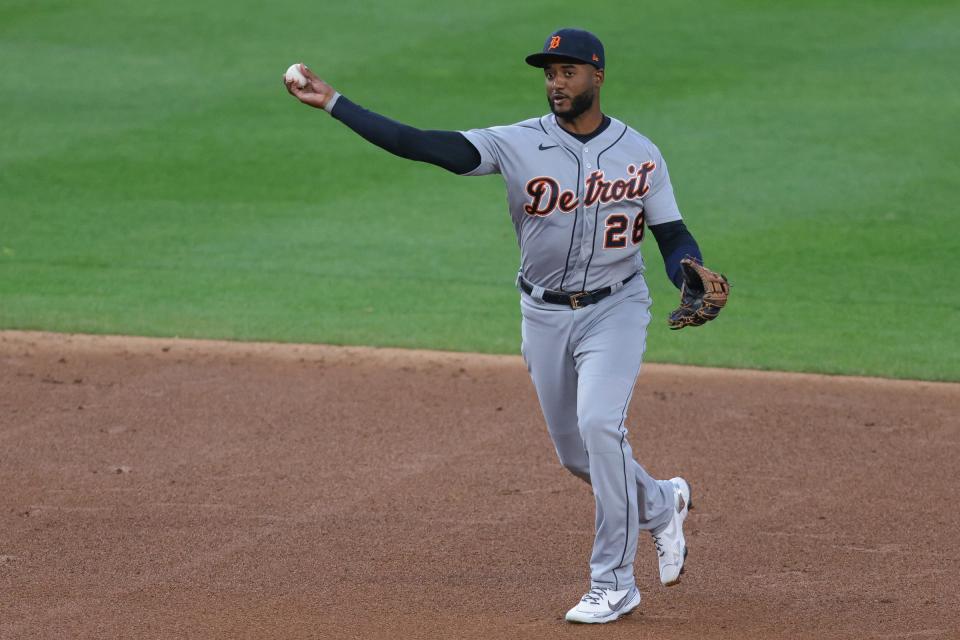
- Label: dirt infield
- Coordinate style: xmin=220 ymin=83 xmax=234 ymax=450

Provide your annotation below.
xmin=1 ymin=331 xmax=958 ymax=639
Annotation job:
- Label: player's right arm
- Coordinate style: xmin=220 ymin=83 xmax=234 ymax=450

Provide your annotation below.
xmin=284 ymin=64 xmax=481 ymax=175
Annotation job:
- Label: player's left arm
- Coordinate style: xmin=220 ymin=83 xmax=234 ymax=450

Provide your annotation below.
xmin=640 ymin=142 xmax=703 ymax=289
xmin=642 ymin=144 xmax=729 ymax=328
xmin=648 ymin=221 xmax=702 ymax=289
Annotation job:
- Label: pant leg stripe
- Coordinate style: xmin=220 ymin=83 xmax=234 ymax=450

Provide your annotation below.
xmin=612 ymin=354 xmax=645 ymax=587
xmin=613 ymin=423 xmax=630 ymax=590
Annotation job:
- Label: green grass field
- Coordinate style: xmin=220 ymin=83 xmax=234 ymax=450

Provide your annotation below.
xmin=2 ymin=0 xmax=958 ymax=380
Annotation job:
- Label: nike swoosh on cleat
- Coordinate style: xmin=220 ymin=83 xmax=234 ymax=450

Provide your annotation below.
xmin=608 ymin=590 xmax=633 ymax=612
xmin=538 ymin=143 xmax=558 ymax=151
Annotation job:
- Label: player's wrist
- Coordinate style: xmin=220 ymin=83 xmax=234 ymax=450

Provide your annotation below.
xmin=323 ymin=91 xmax=341 ymax=114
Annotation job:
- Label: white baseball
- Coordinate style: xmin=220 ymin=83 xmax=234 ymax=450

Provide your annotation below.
xmin=285 ymin=63 xmax=308 ymax=89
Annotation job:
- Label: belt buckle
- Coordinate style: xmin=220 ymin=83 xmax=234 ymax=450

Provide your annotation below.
xmin=569 ymin=291 xmax=588 ymax=310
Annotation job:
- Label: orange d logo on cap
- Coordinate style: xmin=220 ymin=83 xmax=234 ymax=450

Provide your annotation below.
xmin=525 ymin=28 xmax=605 ymax=69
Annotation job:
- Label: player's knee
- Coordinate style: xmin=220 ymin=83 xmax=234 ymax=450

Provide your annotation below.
xmin=558 ymin=456 xmax=590 ymax=482
xmin=549 ymin=431 xmax=590 ymax=481
xmin=577 ymin=410 xmax=624 ymax=452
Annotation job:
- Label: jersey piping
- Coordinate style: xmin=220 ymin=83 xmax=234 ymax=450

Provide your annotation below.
xmin=581 ymin=123 xmax=629 ymax=291
xmin=539 ymin=117 xmax=583 ymax=292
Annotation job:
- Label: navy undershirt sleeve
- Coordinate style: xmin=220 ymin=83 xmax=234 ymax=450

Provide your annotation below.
xmin=330 ymin=96 xmax=481 ymax=175
xmin=648 ymin=220 xmax=702 ymax=288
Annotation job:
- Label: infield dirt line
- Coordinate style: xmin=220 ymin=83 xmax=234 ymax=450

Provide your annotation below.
xmin=2 ymin=330 xmax=956 ymax=389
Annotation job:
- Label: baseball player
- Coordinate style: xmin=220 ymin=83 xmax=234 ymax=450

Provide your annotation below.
xmin=284 ymin=28 xmax=728 ymax=624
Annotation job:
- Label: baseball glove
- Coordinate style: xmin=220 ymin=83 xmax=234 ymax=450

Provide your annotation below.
xmin=668 ymin=258 xmax=730 ymax=330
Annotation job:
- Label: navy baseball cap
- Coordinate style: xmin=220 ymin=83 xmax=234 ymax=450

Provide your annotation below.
xmin=525 ymin=28 xmax=605 ymax=69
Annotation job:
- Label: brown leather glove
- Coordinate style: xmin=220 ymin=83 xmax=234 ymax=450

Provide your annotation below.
xmin=668 ymin=258 xmax=730 ymax=329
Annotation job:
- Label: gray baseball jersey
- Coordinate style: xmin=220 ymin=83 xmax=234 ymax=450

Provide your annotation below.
xmin=461 ymin=113 xmax=683 ymax=592
xmin=461 ymin=114 xmax=682 ymax=292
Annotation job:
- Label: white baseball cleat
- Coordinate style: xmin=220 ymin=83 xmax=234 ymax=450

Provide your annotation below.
xmin=565 ymin=585 xmax=641 ymax=624
xmin=652 ymin=477 xmax=692 ymax=586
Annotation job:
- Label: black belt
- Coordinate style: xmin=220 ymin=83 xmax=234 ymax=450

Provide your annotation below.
xmin=519 ymin=273 xmax=636 ymax=310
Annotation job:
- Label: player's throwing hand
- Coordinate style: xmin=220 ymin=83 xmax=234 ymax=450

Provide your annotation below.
xmin=283 ymin=64 xmax=336 ymax=110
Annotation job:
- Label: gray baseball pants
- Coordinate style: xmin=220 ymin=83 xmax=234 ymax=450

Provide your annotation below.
xmin=519 ymin=273 xmax=675 ymax=591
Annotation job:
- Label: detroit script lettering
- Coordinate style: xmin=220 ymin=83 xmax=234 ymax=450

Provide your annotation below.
xmin=523 ymin=161 xmax=656 ymax=217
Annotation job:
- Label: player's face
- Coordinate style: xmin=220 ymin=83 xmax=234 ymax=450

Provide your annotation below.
xmin=543 ymin=62 xmax=602 ymax=120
